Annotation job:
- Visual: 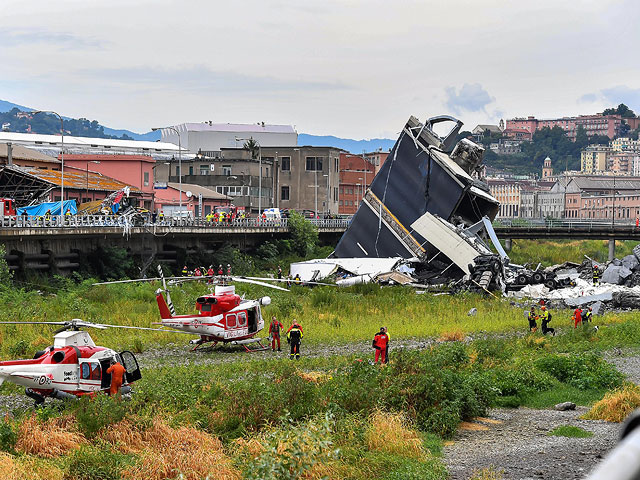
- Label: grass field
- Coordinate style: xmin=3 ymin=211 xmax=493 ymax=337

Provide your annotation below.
xmin=0 ymin=238 xmax=639 ymax=478
xmin=506 ymin=239 xmax=637 ymax=266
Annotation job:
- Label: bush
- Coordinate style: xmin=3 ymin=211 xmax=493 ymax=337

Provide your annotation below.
xmin=534 ymin=354 xmax=623 ymax=390
xmin=244 ymin=413 xmax=338 ymax=480
xmin=67 ymin=446 xmax=132 ymax=480
xmin=73 ymin=395 xmax=130 ymax=438
xmin=583 ymin=383 xmax=640 ymax=422
xmin=0 ymin=420 xmax=16 ymax=453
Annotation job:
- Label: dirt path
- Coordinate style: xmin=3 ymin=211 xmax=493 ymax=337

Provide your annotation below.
xmin=443 ymin=408 xmax=617 ymax=480
xmin=442 ymin=349 xmax=640 ymax=480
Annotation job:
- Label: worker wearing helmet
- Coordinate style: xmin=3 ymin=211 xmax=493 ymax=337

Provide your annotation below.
xmin=218 ymin=264 xmax=224 ymax=276
xmin=527 ymin=307 xmax=538 ymax=332
xmin=106 ymin=358 xmax=127 ymax=400
xmin=592 ymin=265 xmax=600 ymax=286
xmin=372 ymin=327 xmax=389 ymax=364
xmin=226 ymin=264 xmax=232 ymax=276
xmin=182 ymin=265 xmax=188 ymax=276
xmin=583 ymin=306 xmax=593 ymax=324
xmin=287 ymin=321 xmax=304 ymax=360
xmin=540 ymin=306 xmax=554 ymax=336
xmin=269 ymin=315 xmax=284 ymax=352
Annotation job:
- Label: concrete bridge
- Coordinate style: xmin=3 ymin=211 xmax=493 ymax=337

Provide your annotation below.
xmin=493 ymin=220 xmax=640 ymax=260
xmin=0 ymin=216 xmax=349 ymax=273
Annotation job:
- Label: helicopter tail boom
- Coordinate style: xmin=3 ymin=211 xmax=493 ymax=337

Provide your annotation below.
xmin=155 ymin=290 xmax=173 ymax=319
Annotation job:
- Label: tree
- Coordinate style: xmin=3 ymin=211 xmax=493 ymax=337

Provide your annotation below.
xmin=619 ymin=120 xmax=631 ymax=137
xmin=288 ymin=211 xmax=318 ymax=257
xmin=603 ymin=103 xmax=636 ymax=118
xmin=243 ymin=138 xmax=260 ymax=160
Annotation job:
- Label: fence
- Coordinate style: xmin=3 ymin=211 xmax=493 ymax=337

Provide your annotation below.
xmin=0 ymin=215 xmax=352 ymax=229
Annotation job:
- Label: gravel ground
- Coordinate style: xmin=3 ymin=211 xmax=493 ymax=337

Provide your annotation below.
xmin=443 ymin=347 xmax=640 ymax=480
xmin=443 ymin=407 xmax=618 ymax=480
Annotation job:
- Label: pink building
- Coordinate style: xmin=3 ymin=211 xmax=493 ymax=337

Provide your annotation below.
xmin=153 ymin=182 xmax=231 ymax=218
xmin=506 ymin=114 xmax=640 ymax=141
xmin=62 ymin=154 xmax=155 ymax=209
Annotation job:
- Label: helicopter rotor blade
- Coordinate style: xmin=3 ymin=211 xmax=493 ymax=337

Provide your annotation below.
xmin=231 ymin=277 xmax=290 ymax=291
xmin=157 ymin=265 xmax=176 ymax=316
xmin=244 ymin=276 xmax=336 ymax=287
xmin=89 ymin=323 xmax=199 ymax=334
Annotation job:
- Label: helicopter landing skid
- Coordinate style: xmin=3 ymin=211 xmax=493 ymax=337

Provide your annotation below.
xmin=191 ymin=340 xmax=217 ymax=352
xmin=229 ymin=337 xmax=270 ymax=352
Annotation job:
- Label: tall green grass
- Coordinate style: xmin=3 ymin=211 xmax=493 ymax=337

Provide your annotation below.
xmin=506 ymin=239 xmax=637 ymax=266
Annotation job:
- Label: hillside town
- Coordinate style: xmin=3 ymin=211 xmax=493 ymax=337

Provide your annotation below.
xmin=1 ymin=105 xmax=639 ymax=223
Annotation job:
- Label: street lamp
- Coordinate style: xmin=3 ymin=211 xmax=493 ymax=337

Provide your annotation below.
xmin=323 ymin=174 xmax=329 ymax=216
xmin=235 ymin=137 xmax=262 ymax=214
xmin=33 ymin=110 xmax=64 ymax=216
xmin=85 ymin=160 xmax=100 ymax=197
xmin=152 ymin=127 xmax=183 ymax=212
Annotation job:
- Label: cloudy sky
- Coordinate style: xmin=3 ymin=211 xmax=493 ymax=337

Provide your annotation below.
xmin=1 ymin=0 xmax=638 ymax=139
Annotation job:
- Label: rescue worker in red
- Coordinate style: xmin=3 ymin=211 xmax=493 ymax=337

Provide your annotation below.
xmin=106 ymin=359 xmax=126 ymax=399
xmin=287 ymin=321 xmax=303 ymax=360
xmin=194 ymin=267 xmax=202 ymax=277
xmin=372 ymin=327 xmax=389 ymax=364
xmin=269 ymin=315 xmax=284 ymax=352
xmin=226 ymin=264 xmax=232 ymax=276
xmin=574 ymin=307 xmax=583 ymax=328
xmin=218 ymin=264 xmax=224 ymax=276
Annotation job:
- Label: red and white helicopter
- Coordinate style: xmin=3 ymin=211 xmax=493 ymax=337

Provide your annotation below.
xmin=0 ymin=319 xmax=170 ymax=405
xmin=94 ymin=266 xmax=290 ymax=351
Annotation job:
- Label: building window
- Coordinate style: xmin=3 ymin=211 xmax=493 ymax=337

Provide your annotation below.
xmin=281 ymin=186 xmax=290 ymax=201
xmin=200 ymin=165 xmax=209 ymax=176
xmin=189 ymin=166 xmax=194 ymax=175
xmin=143 ymin=172 xmax=149 ymax=186
xmin=222 ymin=165 xmax=232 ymax=176
xmin=306 ymin=157 xmax=323 ymax=171
xmin=281 ymin=157 xmax=291 ymax=171
xmin=335 ymin=158 xmax=339 ymax=172
xmin=175 ymin=166 xmax=180 ymax=176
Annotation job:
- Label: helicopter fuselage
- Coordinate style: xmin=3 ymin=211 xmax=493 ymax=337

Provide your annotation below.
xmin=155 ymin=285 xmax=268 ymax=346
xmin=0 ymin=331 xmax=141 ymax=402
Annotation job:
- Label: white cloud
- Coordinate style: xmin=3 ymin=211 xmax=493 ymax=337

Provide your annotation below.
xmin=0 ymin=0 xmax=637 ymax=138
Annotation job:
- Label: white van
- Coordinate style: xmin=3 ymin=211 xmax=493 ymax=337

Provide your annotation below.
xmin=262 ymin=208 xmax=281 ymax=220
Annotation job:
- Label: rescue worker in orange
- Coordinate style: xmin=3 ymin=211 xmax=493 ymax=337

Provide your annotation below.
xmin=106 ymin=359 xmax=127 ymax=399
xmin=269 ymin=315 xmax=284 ymax=352
xmin=574 ymin=307 xmax=583 ymax=328
xmin=372 ymin=327 xmax=389 ymax=364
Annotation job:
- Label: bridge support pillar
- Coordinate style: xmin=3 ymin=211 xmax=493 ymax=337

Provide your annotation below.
xmin=504 ymin=239 xmax=512 ymax=252
xmin=608 ymin=239 xmax=616 ymax=261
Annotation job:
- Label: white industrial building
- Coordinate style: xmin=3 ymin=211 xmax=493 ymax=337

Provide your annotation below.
xmin=159 ymin=122 xmax=298 ymax=156
xmin=0 ymin=132 xmax=184 ymax=160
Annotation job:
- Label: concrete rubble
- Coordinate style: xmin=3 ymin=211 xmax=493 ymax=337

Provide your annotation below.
xmin=288 ymin=113 xmax=640 ymax=314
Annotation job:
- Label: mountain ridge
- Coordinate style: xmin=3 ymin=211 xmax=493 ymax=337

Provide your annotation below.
xmin=0 ymin=99 xmax=393 ymax=152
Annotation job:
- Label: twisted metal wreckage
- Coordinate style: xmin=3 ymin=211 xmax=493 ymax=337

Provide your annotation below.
xmin=292 ymin=114 xmax=572 ymax=294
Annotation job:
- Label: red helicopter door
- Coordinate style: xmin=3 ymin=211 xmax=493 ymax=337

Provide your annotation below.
xmin=78 ymin=360 xmax=102 ymax=392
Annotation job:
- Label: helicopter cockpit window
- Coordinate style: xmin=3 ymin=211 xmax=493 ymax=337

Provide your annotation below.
xmin=80 ymin=362 xmax=102 ymax=380
xmin=227 ymin=314 xmax=236 ymax=328
xmin=200 ymin=303 xmax=212 ymax=312
xmin=238 ymin=312 xmax=247 ymax=327
xmin=81 ymin=362 xmax=101 ymax=381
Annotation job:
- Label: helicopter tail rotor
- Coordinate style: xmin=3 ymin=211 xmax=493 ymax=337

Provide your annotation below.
xmin=157 ymin=265 xmax=176 ymax=316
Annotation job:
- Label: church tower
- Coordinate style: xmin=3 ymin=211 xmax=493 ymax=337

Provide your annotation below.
xmin=542 ymin=156 xmax=553 ymax=179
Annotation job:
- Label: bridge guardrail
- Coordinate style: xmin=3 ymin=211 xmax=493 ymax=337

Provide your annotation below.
xmin=494 ymin=219 xmax=640 ymax=231
xmin=0 ymin=215 xmax=352 ymax=230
